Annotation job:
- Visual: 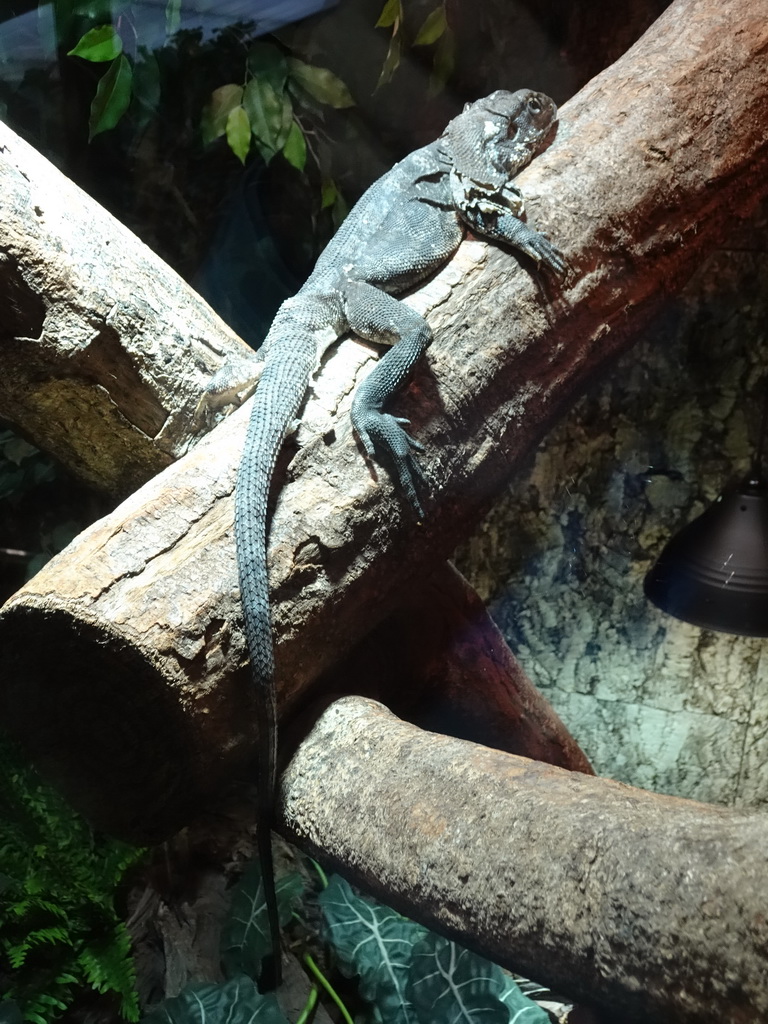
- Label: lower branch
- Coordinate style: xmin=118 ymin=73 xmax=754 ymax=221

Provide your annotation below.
xmin=282 ymin=698 xmax=768 ymax=1024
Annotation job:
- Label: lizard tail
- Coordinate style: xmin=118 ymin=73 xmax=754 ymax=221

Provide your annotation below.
xmin=234 ymin=342 xmax=317 ymax=992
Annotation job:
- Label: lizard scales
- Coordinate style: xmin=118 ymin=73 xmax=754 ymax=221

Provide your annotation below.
xmin=218 ymin=88 xmax=566 ymax=990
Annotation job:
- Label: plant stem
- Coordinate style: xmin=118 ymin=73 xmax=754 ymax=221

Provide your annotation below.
xmin=303 ymin=953 xmax=354 ymax=1024
xmin=294 ymin=983 xmax=319 ymax=1024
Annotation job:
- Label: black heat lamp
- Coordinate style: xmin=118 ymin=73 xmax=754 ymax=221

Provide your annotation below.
xmin=644 ymin=387 xmax=768 ymax=637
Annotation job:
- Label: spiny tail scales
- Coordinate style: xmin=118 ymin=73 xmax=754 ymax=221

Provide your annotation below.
xmin=234 ymin=336 xmax=317 ymax=991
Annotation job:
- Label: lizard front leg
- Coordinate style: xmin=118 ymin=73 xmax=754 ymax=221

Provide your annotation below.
xmin=470 ymin=211 xmax=567 ymax=278
xmin=346 ymin=280 xmax=432 ymax=515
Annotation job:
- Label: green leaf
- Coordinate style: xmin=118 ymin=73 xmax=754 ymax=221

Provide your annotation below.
xmin=407 ymin=935 xmax=508 ymax=1024
xmin=282 ymin=120 xmax=307 ymax=171
xmin=407 ymin=933 xmax=550 ymax=1024
xmin=243 ymin=78 xmax=292 ymax=156
xmin=200 ymin=84 xmax=244 ymax=145
xmin=220 ymin=861 xmax=303 ymax=980
xmin=0 ymin=731 xmax=145 ymax=1020
xmin=88 ymin=55 xmax=133 ymax=139
xmin=287 ymin=60 xmax=354 ymax=109
xmin=165 ymin=0 xmax=181 ymax=36
xmin=319 ymin=875 xmax=425 ymax=1024
xmin=141 ymin=974 xmax=289 ymax=1024
xmin=376 ymin=34 xmax=401 ymax=91
xmin=321 ymin=178 xmax=338 ymax=210
xmin=226 ymin=106 xmax=251 ymax=164
xmin=246 ymin=42 xmax=288 ymax=93
xmin=413 ymin=6 xmax=447 ymax=46
xmin=375 ymin=0 xmax=403 ymax=28
xmin=68 ymin=25 xmax=123 ymax=62
xmin=498 ymin=974 xmax=551 ymax=1023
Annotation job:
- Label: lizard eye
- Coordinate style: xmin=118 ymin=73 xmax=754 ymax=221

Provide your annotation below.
xmin=528 ymin=97 xmax=542 ymax=115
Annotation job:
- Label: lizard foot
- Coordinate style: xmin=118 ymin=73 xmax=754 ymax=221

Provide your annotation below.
xmin=524 ymin=232 xmax=569 ymax=279
xmin=194 ymin=354 xmax=262 ymax=427
xmin=353 ymin=410 xmax=427 ymax=517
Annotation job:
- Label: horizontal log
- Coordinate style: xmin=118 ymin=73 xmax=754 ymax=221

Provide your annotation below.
xmin=1 ymin=0 xmax=767 ymax=838
xmin=281 ymin=697 xmax=768 ymax=1024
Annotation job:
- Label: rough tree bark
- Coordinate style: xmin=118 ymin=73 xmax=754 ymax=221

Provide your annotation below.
xmin=283 ymin=698 xmax=768 ymax=1024
xmin=1 ymin=0 xmax=765 ymax=836
xmin=0 ymin=103 xmax=593 ymax=818
xmin=0 ymin=119 xmax=251 ymax=496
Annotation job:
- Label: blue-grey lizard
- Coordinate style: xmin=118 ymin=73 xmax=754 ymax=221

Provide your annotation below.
xmin=206 ymin=88 xmax=566 ymax=991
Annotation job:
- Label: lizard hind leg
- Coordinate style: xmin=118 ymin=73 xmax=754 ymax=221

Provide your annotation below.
xmin=346 ymin=281 xmax=432 ymax=516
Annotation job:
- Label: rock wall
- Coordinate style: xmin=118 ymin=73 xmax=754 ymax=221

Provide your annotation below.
xmin=456 ymin=222 xmax=768 ymax=806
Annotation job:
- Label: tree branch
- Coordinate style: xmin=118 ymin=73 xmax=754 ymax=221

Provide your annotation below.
xmin=0 ymin=119 xmax=251 ymax=495
xmin=283 ymin=698 xmax=768 ymax=1024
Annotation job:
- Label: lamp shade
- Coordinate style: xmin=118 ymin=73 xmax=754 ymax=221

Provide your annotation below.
xmin=644 ymin=476 xmax=768 ymax=636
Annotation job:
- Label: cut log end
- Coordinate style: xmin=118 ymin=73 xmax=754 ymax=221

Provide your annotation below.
xmin=0 ymin=602 xmax=257 ymax=840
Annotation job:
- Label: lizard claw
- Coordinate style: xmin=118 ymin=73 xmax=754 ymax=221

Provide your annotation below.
xmin=353 ymin=410 xmax=427 ymax=517
xmin=526 ymin=232 xmax=568 ymax=280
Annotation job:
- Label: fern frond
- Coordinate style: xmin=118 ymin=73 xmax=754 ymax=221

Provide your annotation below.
xmin=0 ymin=734 xmax=144 ymax=1022
xmin=75 ymin=922 xmax=139 ymax=1021
xmin=9 ymin=924 xmax=73 ymax=963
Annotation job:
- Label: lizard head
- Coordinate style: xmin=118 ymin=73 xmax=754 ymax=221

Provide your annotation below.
xmin=445 ymin=88 xmax=558 ymax=190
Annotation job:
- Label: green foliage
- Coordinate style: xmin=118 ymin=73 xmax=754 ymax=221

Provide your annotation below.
xmin=62 ymin=6 xmax=353 ymax=161
xmin=319 ymin=875 xmax=550 ymax=1024
xmin=206 ymin=45 xmax=354 ymax=168
xmin=412 ymin=7 xmax=446 ymax=46
xmin=67 ymin=24 xmax=123 ymax=62
xmin=142 ymin=859 xmax=305 ymax=1024
xmin=88 ymin=53 xmax=133 ymax=139
xmin=219 ymin=860 xmax=303 ymax=979
xmin=143 ymin=858 xmax=548 ymax=1024
xmin=200 ymin=84 xmax=244 ymax=144
xmin=53 ymin=2 xmax=354 ymax=216
xmin=225 ymin=104 xmax=251 ymax=165
xmin=374 ymin=1 xmax=454 ymax=94
xmin=142 ymin=975 xmax=287 ymax=1024
xmin=282 ymin=121 xmax=307 ymax=173
xmin=0 ymin=735 xmax=145 ymax=1022
xmin=286 ymin=59 xmax=354 ymax=109
xmin=320 ymin=875 xmax=425 ymax=1022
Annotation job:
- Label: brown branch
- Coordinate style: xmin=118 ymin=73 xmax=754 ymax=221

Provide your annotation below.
xmin=0 ymin=120 xmax=251 ymax=496
xmin=282 ymin=697 xmax=768 ymax=1024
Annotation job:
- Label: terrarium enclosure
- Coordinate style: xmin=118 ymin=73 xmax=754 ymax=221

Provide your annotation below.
xmin=0 ymin=0 xmax=767 ymax=1022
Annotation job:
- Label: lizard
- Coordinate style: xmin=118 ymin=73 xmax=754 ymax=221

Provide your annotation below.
xmin=205 ymin=88 xmax=566 ymax=992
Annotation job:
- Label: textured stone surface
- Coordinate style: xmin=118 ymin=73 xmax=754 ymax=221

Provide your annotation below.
xmin=457 ymin=236 xmax=768 ymax=807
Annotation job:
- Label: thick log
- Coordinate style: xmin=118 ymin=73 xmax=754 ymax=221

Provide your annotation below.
xmin=282 ymin=697 xmax=768 ymax=1024
xmin=1 ymin=0 xmax=767 ymax=838
xmin=0 ymin=119 xmax=252 ymax=496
